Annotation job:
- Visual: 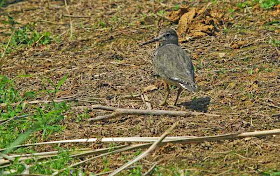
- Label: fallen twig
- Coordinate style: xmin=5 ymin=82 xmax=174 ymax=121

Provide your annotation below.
xmin=0 ymin=153 xmax=14 ymax=162
xmin=3 ymin=129 xmax=280 ymax=151
xmin=52 ymin=143 xmax=150 ymax=176
xmin=0 ymin=95 xmax=77 ymax=108
xmin=143 ymin=162 xmax=159 ymax=176
xmin=3 ymin=129 xmax=280 ymax=172
xmin=120 ymin=93 xmax=142 ymax=99
xmin=82 ymin=105 xmax=220 ymax=122
xmin=0 ymin=145 xmax=128 ymax=166
xmin=34 ymin=145 xmax=128 ymax=168
xmin=0 ymin=114 xmax=30 ymax=125
xmin=109 ymin=123 xmax=177 ymax=176
xmin=0 ymin=137 xmax=194 ymax=150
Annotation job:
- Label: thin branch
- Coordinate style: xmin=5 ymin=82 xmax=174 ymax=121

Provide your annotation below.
xmin=84 ymin=105 xmax=220 ymax=122
xmin=0 ymin=147 xmax=93 ymax=160
xmin=2 ymin=129 xmax=280 ymax=171
xmin=0 ymin=153 xmax=14 ymax=162
xmin=0 ymin=114 xmax=30 ymax=125
xmin=143 ymin=162 xmax=159 ymax=176
xmin=90 ymin=105 xmax=117 ymax=111
xmin=3 ymin=129 xmax=280 ymax=152
xmin=35 ymin=145 xmax=128 ymax=167
xmin=109 ymin=123 xmax=177 ymax=176
xmin=0 ymin=137 xmax=194 ymax=150
xmin=0 ymin=145 xmax=128 ymax=166
xmin=0 ymin=95 xmax=77 ymax=108
xmin=0 ymin=151 xmax=59 ymax=160
xmin=120 ymin=93 xmax=142 ymax=99
xmin=52 ymin=143 xmax=150 ymax=176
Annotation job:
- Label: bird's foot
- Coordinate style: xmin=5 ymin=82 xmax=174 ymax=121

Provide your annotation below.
xmin=155 ymin=81 xmax=164 ymax=89
xmin=159 ymin=101 xmax=168 ymax=106
xmin=174 ymin=100 xmax=181 ymax=106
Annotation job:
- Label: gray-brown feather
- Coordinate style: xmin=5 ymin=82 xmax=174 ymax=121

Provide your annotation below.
xmin=154 ymin=44 xmax=196 ymax=92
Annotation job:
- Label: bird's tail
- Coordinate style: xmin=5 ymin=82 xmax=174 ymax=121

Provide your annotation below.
xmin=179 ymin=82 xmax=197 ymax=92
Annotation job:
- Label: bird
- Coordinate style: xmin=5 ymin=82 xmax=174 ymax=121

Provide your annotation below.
xmin=141 ymin=28 xmax=197 ymax=106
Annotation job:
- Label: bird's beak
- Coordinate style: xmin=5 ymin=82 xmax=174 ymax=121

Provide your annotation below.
xmin=140 ymin=35 xmax=163 ymax=46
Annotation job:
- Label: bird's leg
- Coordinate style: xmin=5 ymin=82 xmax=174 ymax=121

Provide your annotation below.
xmin=160 ymin=82 xmax=170 ymax=106
xmin=174 ymin=87 xmax=183 ymax=106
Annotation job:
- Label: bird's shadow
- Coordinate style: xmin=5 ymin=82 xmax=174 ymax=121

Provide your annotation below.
xmin=180 ymin=97 xmax=211 ymax=113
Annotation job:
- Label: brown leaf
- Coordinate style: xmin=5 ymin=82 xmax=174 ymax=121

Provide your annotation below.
xmin=191 ymin=31 xmax=206 ymax=38
xmin=178 ymin=8 xmax=196 ymax=35
xmin=167 ymin=7 xmax=189 ymax=23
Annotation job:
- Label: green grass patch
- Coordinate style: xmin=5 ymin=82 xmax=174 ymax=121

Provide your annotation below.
xmin=0 ymin=75 xmax=73 ymax=175
xmin=237 ymin=0 xmax=280 ymax=9
xmin=0 ymin=75 xmax=69 ymax=149
xmin=1 ymin=16 xmax=53 ymax=57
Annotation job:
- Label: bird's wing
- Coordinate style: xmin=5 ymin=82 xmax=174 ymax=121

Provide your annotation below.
xmin=154 ymin=44 xmax=196 ymax=92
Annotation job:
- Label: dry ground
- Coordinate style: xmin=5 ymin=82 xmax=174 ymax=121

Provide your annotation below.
xmin=1 ymin=0 xmax=280 ymax=175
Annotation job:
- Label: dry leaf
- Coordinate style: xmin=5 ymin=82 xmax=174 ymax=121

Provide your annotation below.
xmin=178 ymin=8 xmax=196 ymax=35
xmin=169 ymin=5 xmax=226 ymax=39
xmin=167 ymin=7 xmax=189 ymax=23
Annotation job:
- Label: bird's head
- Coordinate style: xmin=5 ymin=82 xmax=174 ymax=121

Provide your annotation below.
xmin=141 ymin=28 xmax=179 ymax=47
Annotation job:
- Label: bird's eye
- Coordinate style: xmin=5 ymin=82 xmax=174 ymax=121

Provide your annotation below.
xmin=165 ymin=33 xmax=171 ymax=37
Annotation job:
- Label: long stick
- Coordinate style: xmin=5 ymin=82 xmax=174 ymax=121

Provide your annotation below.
xmin=0 ymin=136 xmax=194 ymax=151
xmin=83 ymin=105 xmax=220 ymax=122
xmin=2 ymin=129 xmax=280 ymax=151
